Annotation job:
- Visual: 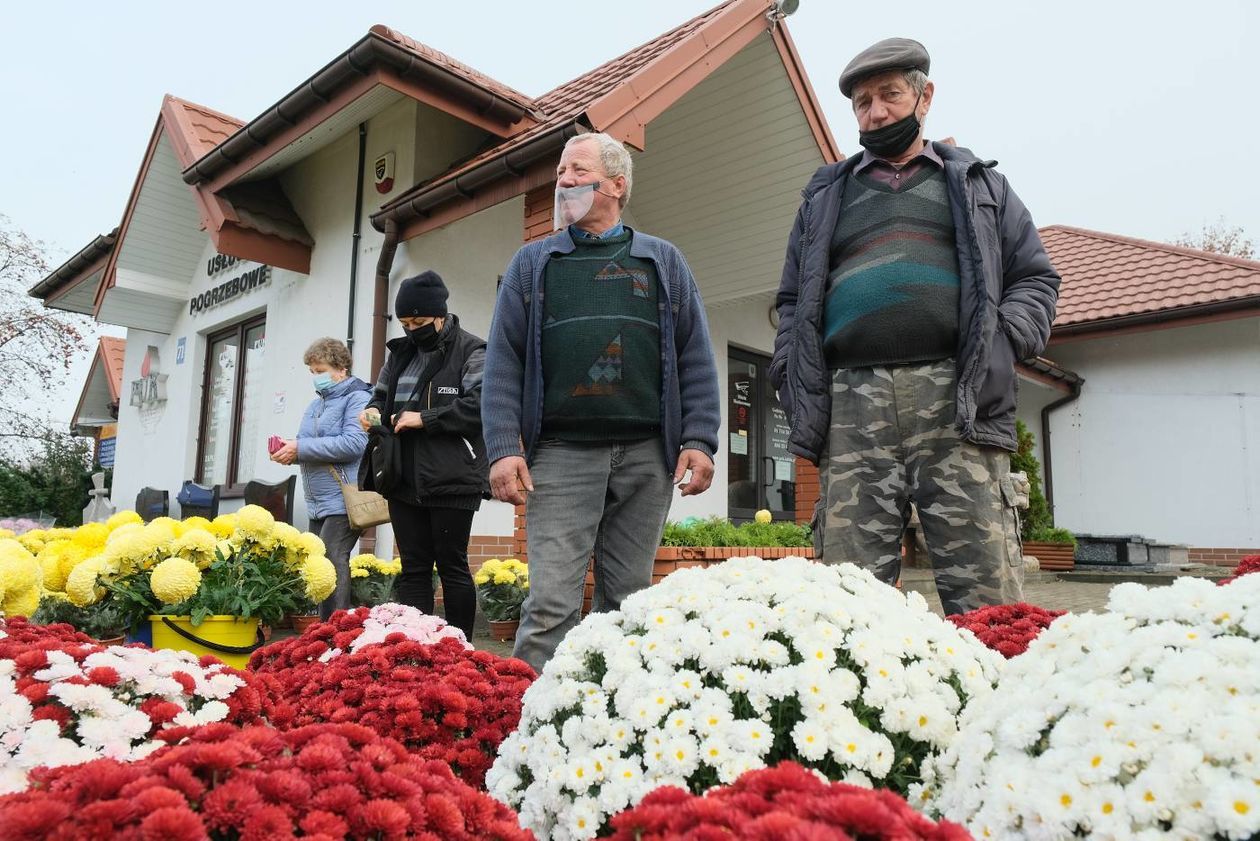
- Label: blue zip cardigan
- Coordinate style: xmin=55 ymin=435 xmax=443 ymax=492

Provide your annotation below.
xmin=482 ymin=227 xmax=721 ymax=472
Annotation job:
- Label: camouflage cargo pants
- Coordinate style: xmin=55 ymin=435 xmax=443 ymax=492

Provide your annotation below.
xmin=814 ymin=358 xmax=1024 ymax=615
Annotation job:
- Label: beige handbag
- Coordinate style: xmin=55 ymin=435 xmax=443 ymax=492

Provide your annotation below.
xmin=326 ymin=467 xmax=390 ymax=530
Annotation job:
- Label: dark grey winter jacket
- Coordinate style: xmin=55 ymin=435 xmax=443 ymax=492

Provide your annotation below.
xmin=769 ymin=142 xmax=1060 ymax=461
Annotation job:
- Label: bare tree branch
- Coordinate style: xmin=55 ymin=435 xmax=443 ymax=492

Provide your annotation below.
xmin=1174 ymin=218 xmax=1255 ymax=260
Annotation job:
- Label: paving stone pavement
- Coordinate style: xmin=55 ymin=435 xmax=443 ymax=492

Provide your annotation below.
xmin=900 ymin=569 xmax=1118 ymax=617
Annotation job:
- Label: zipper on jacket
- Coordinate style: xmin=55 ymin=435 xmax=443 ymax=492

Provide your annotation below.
xmin=460 ymin=437 xmax=477 ymax=461
xmin=787 ymin=197 xmax=812 ymax=443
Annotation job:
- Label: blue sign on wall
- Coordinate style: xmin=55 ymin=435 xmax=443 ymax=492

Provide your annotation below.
xmin=176 ymin=337 xmax=186 ymax=365
xmin=98 ymin=437 xmax=116 ymax=468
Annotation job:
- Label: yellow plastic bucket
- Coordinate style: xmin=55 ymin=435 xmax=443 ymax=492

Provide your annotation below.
xmin=149 ymin=615 xmax=262 ymax=669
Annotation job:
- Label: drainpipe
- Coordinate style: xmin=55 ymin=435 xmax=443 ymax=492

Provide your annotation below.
xmin=346 ymin=123 xmax=367 ymax=353
xmin=371 ymin=218 xmax=399 ymax=381
xmin=1041 ymin=379 xmax=1083 ymax=520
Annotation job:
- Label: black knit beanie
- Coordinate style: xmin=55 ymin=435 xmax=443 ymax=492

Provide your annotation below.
xmin=394 ymin=270 xmax=449 ymax=318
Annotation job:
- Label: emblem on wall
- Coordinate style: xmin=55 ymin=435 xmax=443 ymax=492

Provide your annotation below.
xmin=130 ymin=345 xmax=169 ymax=434
xmin=374 ymin=151 xmax=395 ymax=194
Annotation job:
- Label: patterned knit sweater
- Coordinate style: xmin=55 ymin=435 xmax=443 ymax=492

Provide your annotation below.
xmin=540 ymin=230 xmax=662 ymax=439
xmin=823 ymin=166 xmax=960 ymax=368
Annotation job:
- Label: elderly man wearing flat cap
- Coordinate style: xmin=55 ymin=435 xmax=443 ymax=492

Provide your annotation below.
xmin=770 ymin=38 xmax=1060 ymax=615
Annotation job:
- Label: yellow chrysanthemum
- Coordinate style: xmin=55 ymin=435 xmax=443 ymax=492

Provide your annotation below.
xmin=379 ymin=557 xmax=402 ymax=576
xmin=208 ymin=514 xmax=237 ymax=539
xmin=102 ymin=531 xmax=153 ymax=576
xmin=493 ymin=570 xmax=516 ymax=585
xmin=65 ymin=557 xmax=108 ymax=607
xmin=350 ymin=567 xmax=370 ymax=579
xmin=38 ymin=541 xmax=87 ymax=592
xmin=2 ymin=586 xmax=40 ymax=618
xmin=349 ymin=553 xmax=377 ymax=571
xmin=296 ymin=531 xmax=326 ymax=561
xmin=72 ymin=522 xmax=110 ymax=549
xmin=106 ymin=522 xmax=144 ymax=544
xmin=17 ymin=534 xmax=45 ymax=555
xmin=473 ymin=569 xmax=491 ymax=586
xmin=0 ymin=529 xmax=13 ymax=540
xmin=173 ymin=529 xmax=219 ymax=569
xmin=106 ymin=510 xmax=143 ymax=530
xmin=150 ymin=557 xmax=203 ymax=604
xmin=179 ymin=516 xmax=212 ymax=535
xmin=300 ymin=555 xmax=337 ymax=602
xmin=143 ymin=519 xmax=179 ymax=549
xmin=0 ymin=539 xmax=42 ymax=596
xmin=234 ymin=505 xmax=275 ymax=542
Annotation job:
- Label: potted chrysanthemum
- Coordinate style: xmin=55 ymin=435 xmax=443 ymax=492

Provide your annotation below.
xmin=474 ymin=558 xmax=529 ymax=642
xmin=349 ymin=553 xmax=401 ymax=607
xmin=65 ymin=505 xmax=336 ymax=667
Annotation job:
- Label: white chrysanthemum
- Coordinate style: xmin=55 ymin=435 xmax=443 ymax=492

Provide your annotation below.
xmin=488 ymin=556 xmax=1001 ymax=841
xmin=918 ymin=574 xmax=1260 ymax=840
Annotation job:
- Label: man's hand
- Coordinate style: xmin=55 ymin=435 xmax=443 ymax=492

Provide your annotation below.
xmin=674 ymin=449 xmax=713 ymax=496
xmin=270 ymin=440 xmax=298 ymax=465
xmin=490 ymin=456 xmax=533 ymax=505
xmin=393 ymin=411 xmax=424 ymax=433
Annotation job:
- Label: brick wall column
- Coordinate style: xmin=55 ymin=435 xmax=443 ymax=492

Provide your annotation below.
xmin=795 ymin=456 xmax=818 ymax=526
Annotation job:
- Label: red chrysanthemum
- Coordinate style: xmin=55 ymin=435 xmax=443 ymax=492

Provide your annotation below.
xmin=0 ymin=723 xmax=532 ymax=840
xmin=1218 ymin=554 xmax=1260 ymax=585
xmin=254 ymin=636 xmax=536 ymax=787
xmin=607 ymin=762 xmax=973 ymax=840
xmin=138 ymin=806 xmax=207 ymax=841
xmin=946 ymin=602 xmax=1065 ymax=658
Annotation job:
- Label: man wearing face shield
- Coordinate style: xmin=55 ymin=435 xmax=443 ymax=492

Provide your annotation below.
xmin=483 ymin=132 xmax=721 ymax=672
xmin=358 ymin=271 xmax=489 ymax=641
xmin=770 ymin=38 xmax=1060 ymax=617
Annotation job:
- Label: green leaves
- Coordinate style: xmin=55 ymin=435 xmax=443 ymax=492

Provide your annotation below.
xmin=476 ymin=581 xmax=526 ymax=622
xmin=110 ymin=544 xmax=307 ymax=628
xmin=661 ymin=517 xmax=811 ymax=548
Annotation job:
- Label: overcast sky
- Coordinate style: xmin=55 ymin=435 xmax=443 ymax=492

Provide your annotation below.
xmin=2 ymin=0 xmax=1256 ymax=423
xmin=2 ymin=0 xmax=1255 ymax=262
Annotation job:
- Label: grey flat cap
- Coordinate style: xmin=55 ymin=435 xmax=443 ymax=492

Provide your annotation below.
xmin=839 ymin=37 xmax=930 ymax=98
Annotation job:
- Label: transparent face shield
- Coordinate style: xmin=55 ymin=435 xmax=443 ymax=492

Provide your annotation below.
xmin=553 ymin=182 xmax=600 ymax=230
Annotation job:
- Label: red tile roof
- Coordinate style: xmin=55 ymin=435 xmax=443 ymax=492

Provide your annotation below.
xmin=99 ymin=337 xmax=126 ymax=403
xmin=162 ymin=95 xmax=244 ymax=166
xmin=368 ymin=25 xmax=537 ymax=115
xmin=381 ymin=1 xmax=736 ymax=205
xmin=1043 ymin=225 xmax=1260 ymax=328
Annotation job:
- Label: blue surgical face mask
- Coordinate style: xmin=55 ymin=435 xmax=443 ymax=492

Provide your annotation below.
xmin=312 ymin=372 xmax=335 ymax=393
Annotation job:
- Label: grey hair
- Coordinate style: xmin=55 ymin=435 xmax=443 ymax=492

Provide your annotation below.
xmin=564 ymin=132 xmax=633 ymax=208
xmin=903 ymin=69 xmax=928 ymax=96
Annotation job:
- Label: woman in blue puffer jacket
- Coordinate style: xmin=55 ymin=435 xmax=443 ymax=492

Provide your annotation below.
xmin=270 ymin=337 xmax=371 ymax=618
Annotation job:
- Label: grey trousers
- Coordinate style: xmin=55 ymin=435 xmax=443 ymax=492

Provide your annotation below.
xmin=309 ymin=514 xmax=360 ymax=620
xmin=513 ymin=437 xmax=674 ymax=673
xmin=815 ymin=359 xmax=1024 ymax=616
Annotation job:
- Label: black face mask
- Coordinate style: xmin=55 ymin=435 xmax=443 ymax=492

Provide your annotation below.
xmin=406 ymin=322 xmax=442 ymax=351
xmin=858 ymin=95 xmax=923 ymax=159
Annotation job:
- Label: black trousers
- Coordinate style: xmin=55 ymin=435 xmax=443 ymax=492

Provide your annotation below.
xmin=388 ymin=500 xmax=476 ymax=641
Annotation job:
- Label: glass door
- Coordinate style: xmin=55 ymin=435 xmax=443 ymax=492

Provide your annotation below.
xmin=727 ymin=348 xmax=795 ymax=522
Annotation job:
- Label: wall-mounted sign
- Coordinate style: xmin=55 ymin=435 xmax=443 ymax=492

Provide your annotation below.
xmin=189 ymin=265 xmax=271 ymax=315
xmin=206 ymin=253 xmax=244 ymax=277
xmin=130 ymin=345 xmax=168 ymax=409
xmin=374 ymin=151 xmax=395 ymax=194
xmin=176 ymin=336 xmax=186 ymax=365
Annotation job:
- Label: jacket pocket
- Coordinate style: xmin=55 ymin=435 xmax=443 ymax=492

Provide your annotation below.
xmin=999 ymin=475 xmax=1024 ymax=568
xmin=976 ymin=329 xmax=1017 ymax=421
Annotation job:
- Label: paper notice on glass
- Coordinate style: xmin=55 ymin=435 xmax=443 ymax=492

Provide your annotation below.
xmin=729 ymin=432 xmax=748 ymax=455
xmin=774 ymin=458 xmax=794 ymax=481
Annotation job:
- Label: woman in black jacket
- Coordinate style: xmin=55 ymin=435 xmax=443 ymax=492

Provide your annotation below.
xmin=358 ymin=271 xmax=489 ymax=640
